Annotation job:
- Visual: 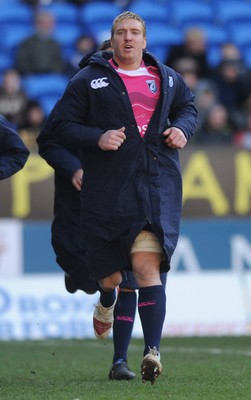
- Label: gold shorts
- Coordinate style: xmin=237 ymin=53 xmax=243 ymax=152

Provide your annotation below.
xmin=130 ymin=230 xmax=163 ymax=254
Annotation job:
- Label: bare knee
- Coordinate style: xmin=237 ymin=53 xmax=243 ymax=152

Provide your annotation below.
xmin=132 ymin=252 xmax=162 ymax=287
xmin=98 ymin=271 xmax=122 ymax=291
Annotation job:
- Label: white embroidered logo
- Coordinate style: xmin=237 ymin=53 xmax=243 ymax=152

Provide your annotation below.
xmin=169 ymin=77 xmax=173 ymax=87
xmin=90 ymin=77 xmax=109 ymax=89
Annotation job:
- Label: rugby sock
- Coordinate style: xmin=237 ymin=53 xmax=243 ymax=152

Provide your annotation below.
xmin=138 ymin=285 xmax=166 ymax=356
xmin=112 ymin=290 xmax=137 ymax=364
xmin=99 ymin=287 xmax=117 ymax=308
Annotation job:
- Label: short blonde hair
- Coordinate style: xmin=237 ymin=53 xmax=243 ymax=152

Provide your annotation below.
xmin=111 ymin=11 xmax=146 ymax=38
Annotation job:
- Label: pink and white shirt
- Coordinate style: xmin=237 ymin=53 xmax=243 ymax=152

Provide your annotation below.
xmin=109 ymin=59 xmax=160 ymax=137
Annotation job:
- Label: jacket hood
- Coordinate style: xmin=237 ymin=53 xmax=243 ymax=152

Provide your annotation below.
xmin=78 ymin=50 xmax=113 ymax=70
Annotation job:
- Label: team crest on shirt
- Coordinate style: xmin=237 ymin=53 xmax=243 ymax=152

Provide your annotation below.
xmin=146 ymin=80 xmax=158 ymax=94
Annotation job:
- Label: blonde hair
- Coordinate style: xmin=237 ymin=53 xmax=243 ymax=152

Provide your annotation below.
xmin=111 ymin=11 xmax=146 ymax=38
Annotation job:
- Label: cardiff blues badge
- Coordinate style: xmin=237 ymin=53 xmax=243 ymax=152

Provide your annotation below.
xmin=146 ymin=80 xmax=158 ymax=94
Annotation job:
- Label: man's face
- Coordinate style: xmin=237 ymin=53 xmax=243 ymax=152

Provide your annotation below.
xmin=111 ymin=18 xmax=146 ymax=70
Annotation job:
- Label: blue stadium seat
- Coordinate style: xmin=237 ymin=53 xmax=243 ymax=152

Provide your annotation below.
xmin=2 ymin=25 xmax=34 ymax=57
xmin=181 ymin=22 xmax=228 ymax=46
xmin=215 ymin=2 xmax=251 ymax=26
xmin=201 ymin=25 xmax=228 ymax=46
xmin=53 ymin=24 xmax=82 ymax=59
xmin=228 ymin=22 xmax=251 ymax=49
xmin=171 ymin=2 xmax=214 ymax=26
xmin=79 ymin=2 xmax=122 ymax=43
xmin=0 ymin=0 xmax=21 ymax=4
xmin=38 ymin=3 xmax=79 ymax=25
xmin=37 ymin=95 xmax=60 ymax=116
xmin=146 ymin=24 xmax=182 ymax=62
xmin=0 ymin=4 xmax=33 ymax=29
xmin=22 ymin=73 xmax=68 ymax=99
xmin=206 ymin=46 xmax=222 ymax=68
xmin=0 ymin=49 xmax=14 ymax=72
xmin=242 ymin=46 xmax=251 ymax=69
xmin=128 ymin=1 xmax=170 ymax=24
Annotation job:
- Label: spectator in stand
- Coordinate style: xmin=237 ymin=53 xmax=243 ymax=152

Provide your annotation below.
xmin=0 ymin=114 xmax=29 ymax=180
xmin=211 ymin=42 xmax=251 ymax=130
xmin=172 ymin=57 xmax=200 ymax=92
xmin=165 ymin=27 xmax=213 ymax=79
xmin=172 ymin=57 xmax=219 ymax=134
xmin=0 ymin=69 xmax=29 ymax=127
xmin=196 ymin=103 xmax=234 ymax=145
xmin=18 ymin=100 xmax=46 ymax=153
xmin=219 ymin=43 xmax=244 ymax=64
xmin=233 ymin=112 xmax=251 ymax=150
xmin=194 ymin=80 xmax=219 ymax=134
xmin=16 ymin=10 xmax=65 ymax=75
xmin=65 ymin=35 xmax=97 ymax=78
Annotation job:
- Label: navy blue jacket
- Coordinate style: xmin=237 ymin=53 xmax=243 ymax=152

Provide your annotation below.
xmin=37 ymin=108 xmax=98 ymax=293
xmin=49 ymin=50 xmax=197 ymax=272
xmin=0 ymin=115 xmax=29 ymax=180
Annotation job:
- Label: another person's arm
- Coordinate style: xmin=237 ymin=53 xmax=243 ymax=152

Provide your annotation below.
xmin=0 ymin=115 xmax=29 ymax=180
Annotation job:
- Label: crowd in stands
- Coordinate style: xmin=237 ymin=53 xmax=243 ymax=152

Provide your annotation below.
xmin=1 ymin=0 xmax=251 ymax=151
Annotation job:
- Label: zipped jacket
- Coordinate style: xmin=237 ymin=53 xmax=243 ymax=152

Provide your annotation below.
xmin=50 ymin=50 xmax=197 ymax=270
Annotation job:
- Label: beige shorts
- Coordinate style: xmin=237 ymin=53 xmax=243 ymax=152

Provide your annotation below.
xmin=130 ymin=230 xmax=163 ymax=254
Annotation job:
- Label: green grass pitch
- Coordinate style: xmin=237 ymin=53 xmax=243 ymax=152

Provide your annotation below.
xmin=0 ymin=336 xmax=251 ymax=400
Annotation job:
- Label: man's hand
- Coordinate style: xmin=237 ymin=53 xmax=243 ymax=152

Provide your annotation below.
xmin=72 ymin=168 xmax=83 ymax=191
xmin=98 ymin=127 xmax=126 ymax=151
xmin=163 ymin=127 xmax=187 ymax=149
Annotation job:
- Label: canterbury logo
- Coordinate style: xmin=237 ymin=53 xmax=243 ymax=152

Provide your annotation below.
xmin=90 ymin=77 xmax=109 ymax=89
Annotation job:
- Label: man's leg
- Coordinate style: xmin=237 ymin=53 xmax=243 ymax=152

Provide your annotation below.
xmin=93 ymin=271 xmax=122 ymax=340
xmin=131 ymin=231 xmax=166 ymax=385
xmin=109 ymin=288 xmax=137 ymax=380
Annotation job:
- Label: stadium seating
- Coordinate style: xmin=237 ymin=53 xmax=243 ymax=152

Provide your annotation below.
xmin=215 ymin=1 xmax=251 ymax=27
xmin=53 ymin=24 xmax=83 ymax=59
xmin=0 ymin=0 xmax=21 ymax=4
xmin=180 ymin=22 xmax=228 ymax=46
xmin=1 ymin=0 xmax=251 ymax=117
xmin=0 ymin=49 xmax=14 ymax=73
xmin=146 ymin=24 xmax=182 ymax=62
xmin=228 ymin=22 xmax=251 ymax=49
xmin=36 ymin=94 xmax=60 ymax=116
xmin=2 ymin=25 xmax=34 ymax=58
xmin=38 ymin=2 xmax=79 ymax=25
xmin=0 ymin=4 xmax=33 ymax=29
xmin=21 ymin=72 xmax=69 ymax=116
xmin=79 ymin=2 xmax=122 ymax=43
xmin=171 ymin=2 xmax=214 ymax=26
xmin=22 ymin=73 xmax=68 ymax=99
xmin=242 ymin=46 xmax=251 ymax=68
xmin=128 ymin=1 xmax=170 ymax=24
xmin=199 ymin=24 xmax=229 ymax=67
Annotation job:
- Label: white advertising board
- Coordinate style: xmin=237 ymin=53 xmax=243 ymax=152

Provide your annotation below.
xmin=0 ymin=219 xmax=23 ymax=277
xmin=0 ymin=272 xmax=251 ymax=340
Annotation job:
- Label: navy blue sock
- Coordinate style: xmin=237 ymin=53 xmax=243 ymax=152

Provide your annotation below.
xmin=138 ymin=285 xmax=166 ymax=356
xmin=113 ymin=290 xmax=137 ymax=364
xmin=99 ymin=288 xmax=116 ymax=308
